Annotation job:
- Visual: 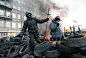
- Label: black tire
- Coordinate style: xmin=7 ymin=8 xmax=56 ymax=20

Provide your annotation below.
xmin=0 ymin=44 xmax=1 ymax=48
xmin=42 ymin=56 xmax=46 ymax=58
xmin=64 ymin=35 xmax=86 ymax=47
xmin=35 ymin=41 xmax=51 ymax=52
xmin=51 ymin=41 xmax=56 ymax=47
xmin=33 ymin=50 xmax=43 ymax=57
xmin=58 ymin=53 xmax=72 ymax=58
xmin=72 ymin=54 xmax=86 ymax=58
xmin=0 ymin=48 xmax=2 ymax=53
xmin=6 ymin=49 xmax=9 ymax=53
xmin=4 ymin=45 xmax=11 ymax=49
xmin=2 ymin=49 xmax=7 ymax=54
xmin=78 ymin=47 xmax=86 ymax=55
xmin=19 ymin=44 xmax=30 ymax=55
xmin=0 ymin=39 xmax=5 ymax=43
xmin=10 ymin=37 xmax=21 ymax=42
xmin=10 ymin=42 xmax=20 ymax=45
xmin=56 ymin=41 xmax=77 ymax=54
xmin=0 ymin=54 xmax=4 ymax=58
xmin=7 ymin=45 xmax=19 ymax=57
xmin=8 ymin=51 xmax=19 ymax=58
xmin=14 ymin=56 xmax=21 ymax=58
xmin=34 ymin=41 xmax=38 ymax=46
xmin=44 ymin=48 xmax=60 ymax=58
xmin=22 ymin=54 xmax=35 ymax=58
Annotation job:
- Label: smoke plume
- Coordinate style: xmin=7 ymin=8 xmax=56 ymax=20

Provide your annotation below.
xmin=38 ymin=0 xmax=69 ymax=18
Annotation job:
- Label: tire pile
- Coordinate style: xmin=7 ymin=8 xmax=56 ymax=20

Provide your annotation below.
xmin=0 ymin=35 xmax=86 ymax=58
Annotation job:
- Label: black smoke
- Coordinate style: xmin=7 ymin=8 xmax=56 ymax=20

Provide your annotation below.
xmin=37 ymin=0 xmax=69 ymax=18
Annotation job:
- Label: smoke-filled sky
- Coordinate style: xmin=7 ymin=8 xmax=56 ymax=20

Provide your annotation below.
xmin=38 ymin=0 xmax=86 ymax=30
xmin=52 ymin=0 xmax=86 ymax=30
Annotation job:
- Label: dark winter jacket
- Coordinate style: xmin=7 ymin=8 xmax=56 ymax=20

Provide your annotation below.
xmin=20 ymin=17 xmax=49 ymax=37
xmin=50 ymin=19 xmax=62 ymax=39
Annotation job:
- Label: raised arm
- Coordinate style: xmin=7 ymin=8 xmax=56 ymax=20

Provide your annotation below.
xmin=36 ymin=18 xmax=49 ymax=23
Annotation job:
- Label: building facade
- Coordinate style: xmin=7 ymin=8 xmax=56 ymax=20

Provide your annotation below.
xmin=0 ymin=0 xmax=46 ymax=38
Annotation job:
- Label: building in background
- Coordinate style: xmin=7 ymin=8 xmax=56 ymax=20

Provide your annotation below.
xmin=0 ymin=0 xmax=46 ymax=38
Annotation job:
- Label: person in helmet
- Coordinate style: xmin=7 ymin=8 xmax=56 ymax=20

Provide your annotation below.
xmin=17 ymin=12 xmax=49 ymax=54
xmin=65 ymin=29 xmax=71 ymax=37
xmin=50 ymin=16 xmax=62 ymax=41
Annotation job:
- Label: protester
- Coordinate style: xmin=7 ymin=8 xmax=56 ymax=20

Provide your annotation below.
xmin=16 ymin=12 xmax=49 ymax=54
xmin=64 ymin=29 xmax=71 ymax=37
xmin=50 ymin=16 xmax=62 ymax=41
xmin=41 ymin=36 xmax=45 ymax=42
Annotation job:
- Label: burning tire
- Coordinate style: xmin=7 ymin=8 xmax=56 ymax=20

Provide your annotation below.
xmin=19 ymin=44 xmax=30 ymax=55
xmin=56 ymin=41 xmax=77 ymax=54
xmin=44 ymin=48 xmax=60 ymax=58
xmin=35 ymin=41 xmax=51 ymax=52
xmin=64 ymin=35 xmax=86 ymax=48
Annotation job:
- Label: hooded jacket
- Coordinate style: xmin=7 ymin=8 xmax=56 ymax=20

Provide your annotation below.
xmin=50 ymin=19 xmax=62 ymax=39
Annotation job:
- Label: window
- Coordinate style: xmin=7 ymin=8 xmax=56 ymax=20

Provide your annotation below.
xmin=6 ymin=11 xmax=10 ymax=17
xmin=14 ymin=0 xmax=16 ymax=1
xmin=1 ymin=1 xmax=4 ymax=5
xmin=24 ymin=2 xmax=26 ymax=5
xmin=0 ymin=10 xmax=4 ymax=15
xmin=7 ymin=3 xmax=10 ymax=7
xmin=6 ymin=21 xmax=11 ymax=27
xmin=12 ymin=22 xmax=16 ymax=28
xmin=13 ymin=5 xmax=16 ymax=9
xmin=12 ymin=13 xmax=16 ymax=18
xmin=18 ymin=14 xmax=21 ymax=19
xmin=0 ymin=20 xmax=4 ymax=27
xmin=18 ymin=7 xmax=20 ymax=10
xmin=24 ymin=9 xmax=26 ymax=12
xmin=18 ymin=0 xmax=20 ymax=3
xmin=24 ymin=16 xmax=26 ymax=20
xmin=18 ymin=23 xmax=21 ymax=28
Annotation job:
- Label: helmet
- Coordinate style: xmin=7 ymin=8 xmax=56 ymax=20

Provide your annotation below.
xmin=55 ymin=16 xmax=60 ymax=19
xmin=66 ymin=29 xmax=71 ymax=33
xmin=55 ymin=16 xmax=60 ymax=20
xmin=25 ymin=12 xmax=31 ymax=15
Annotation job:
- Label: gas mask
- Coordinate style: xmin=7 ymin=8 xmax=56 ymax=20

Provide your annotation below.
xmin=27 ymin=15 xmax=32 ymax=18
xmin=56 ymin=21 xmax=59 ymax=23
xmin=66 ymin=34 xmax=70 ymax=36
xmin=27 ymin=13 xmax=32 ymax=19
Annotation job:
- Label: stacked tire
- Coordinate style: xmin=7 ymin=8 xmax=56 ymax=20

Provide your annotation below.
xmin=62 ymin=35 xmax=86 ymax=58
xmin=35 ymin=41 xmax=61 ymax=58
xmin=1 ymin=35 xmax=86 ymax=58
xmin=10 ymin=37 xmax=21 ymax=46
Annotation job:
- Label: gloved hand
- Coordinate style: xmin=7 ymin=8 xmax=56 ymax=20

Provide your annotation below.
xmin=46 ymin=18 xmax=49 ymax=21
xmin=15 ymin=34 xmax=22 ymax=38
xmin=57 ymin=23 xmax=59 ymax=26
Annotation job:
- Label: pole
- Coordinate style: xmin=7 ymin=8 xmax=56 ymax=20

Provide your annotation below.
xmin=44 ymin=7 xmax=50 ymax=41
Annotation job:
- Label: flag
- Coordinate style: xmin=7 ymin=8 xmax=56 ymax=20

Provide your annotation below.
xmin=73 ymin=20 xmax=78 ymax=23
